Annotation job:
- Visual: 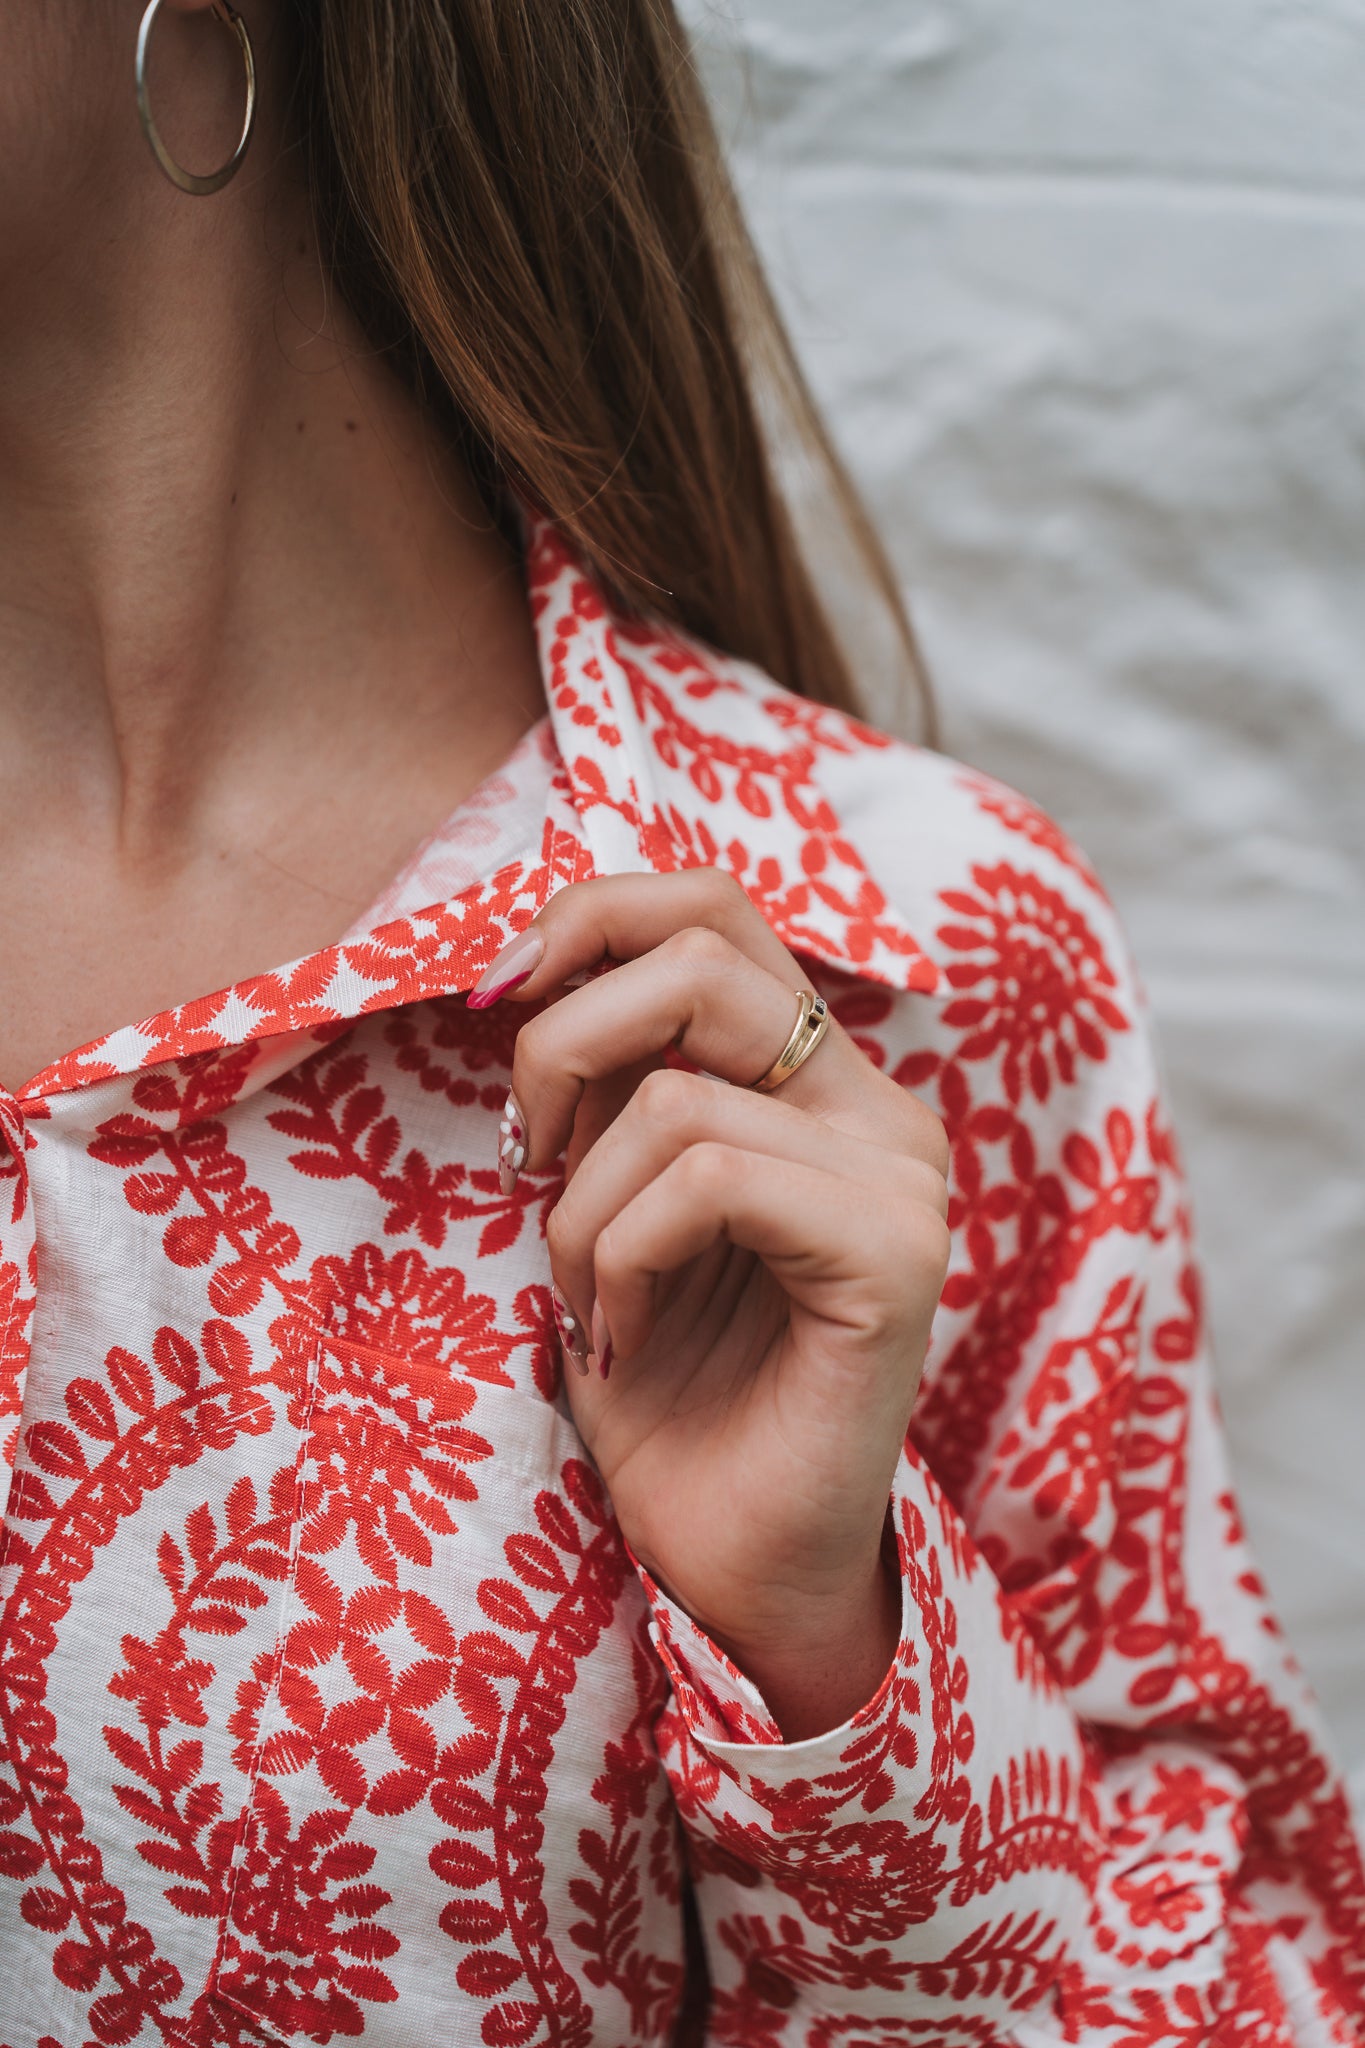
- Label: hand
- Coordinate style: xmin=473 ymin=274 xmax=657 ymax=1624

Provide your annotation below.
xmin=469 ymin=871 xmax=951 ymax=1739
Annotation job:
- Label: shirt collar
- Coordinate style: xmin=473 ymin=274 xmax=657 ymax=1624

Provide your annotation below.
xmin=18 ymin=527 xmax=933 ymax=1104
xmin=524 ymin=521 xmax=934 ymax=992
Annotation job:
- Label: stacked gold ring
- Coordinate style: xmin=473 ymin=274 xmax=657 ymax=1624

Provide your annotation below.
xmin=750 ymin=991 xmax=831 ymax=1093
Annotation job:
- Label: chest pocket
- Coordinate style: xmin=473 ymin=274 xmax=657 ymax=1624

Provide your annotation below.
xmin=206 ymin=1318 xmax=641 ymax=2048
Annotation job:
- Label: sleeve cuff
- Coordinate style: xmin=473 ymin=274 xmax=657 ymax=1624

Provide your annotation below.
xmin=626 ymin=1472 xmax=912 ymax=1758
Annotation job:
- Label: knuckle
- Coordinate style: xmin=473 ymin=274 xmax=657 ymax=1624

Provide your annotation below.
xmin=857 ymin=1232 xmax=950 ymax=1351
xmin=871 ymin=1203 xmax=951 ymax=1301
xmin=898 ymin=1155 xmax=950 ymax=1220
xmin=632 ymin=1064 xmax=704 ymax=1134
xmin=676 ymin=1139 xmax=734 ymax=1200
xmin=544 ymin=1200 xmax=575 ymax=1264
xmin=511 ymin=1007 xmax=553 ymax=1085
xmin=914 ymin=1210 xmax=953 ymax=1287
xmin=900 ymin=1092 xmax=951 ymax=1177
xmin=693 ymin=866 xmax=748 ymax=918
xmin=592 ymin=1232 xmax=621 ymax=1291
xmin=591 ymin=1209 xmax=614 ymax=1263
xmin=663 ymin=922 xmax=735 ymax=978
xmin=593 ymin=1216 xmax=632 ymax=1288
xmin=869 ymin=1205 xmax=913 ymax=1271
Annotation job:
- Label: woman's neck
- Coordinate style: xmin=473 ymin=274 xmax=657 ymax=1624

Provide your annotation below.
xmin=0 ymin=154 xmax=538 ymax=857
xmin=0 ymin=10 xmax=544 ymax=1088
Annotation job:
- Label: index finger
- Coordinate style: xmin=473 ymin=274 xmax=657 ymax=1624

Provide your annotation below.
xmin=467 ymin=867 xmax=805 ymax=1009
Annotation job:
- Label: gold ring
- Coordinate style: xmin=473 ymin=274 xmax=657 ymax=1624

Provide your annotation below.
xmin=750 ymin=990 xmax=830 ymax=1093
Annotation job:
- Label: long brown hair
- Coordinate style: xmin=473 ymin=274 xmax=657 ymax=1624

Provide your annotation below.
xmin=286 ymin=0 xmax=931 ymax=730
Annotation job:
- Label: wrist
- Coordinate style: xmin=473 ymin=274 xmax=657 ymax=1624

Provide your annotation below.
xmin=706 ymin=1548 xmax=901 ymax=1743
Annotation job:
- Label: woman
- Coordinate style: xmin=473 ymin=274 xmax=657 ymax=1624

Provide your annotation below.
xmin=0 ymin=4 xmax=1360 ymax=2044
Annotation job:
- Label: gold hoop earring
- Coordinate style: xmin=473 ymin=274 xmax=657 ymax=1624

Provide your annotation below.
xmin=135 ymin=0 xmax=257 ymax=197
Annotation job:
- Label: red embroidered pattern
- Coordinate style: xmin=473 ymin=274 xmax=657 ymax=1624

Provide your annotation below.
xmin=0 ymin=530 xmax=1360 ymax=2048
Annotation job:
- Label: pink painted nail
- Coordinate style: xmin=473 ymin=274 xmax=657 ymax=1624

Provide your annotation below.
xmin=468 ymin=929 xmax=544 ymax=1009
xmin=498 ymin=1091 xmax=528 ymax=1195
xmin=590 ymin=1300 xmax=613 ymax=1382
xmin=552 ymin=1285 xmax=591 ymax=1376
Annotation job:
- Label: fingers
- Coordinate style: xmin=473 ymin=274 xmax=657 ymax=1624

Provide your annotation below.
xmin=546 ymin=1065 xmax=949 ymax=1342
xmin=587 ymin=1142 xmax=951 ymax=1367
xmin=477 ymin=868 xmax=947 ymax=1181
xmin=506 ymin=925 xmax=839 ymax=1170
xmin=500 ymin=918 xmax=946 ymax=1174
xmin=467 ymin=869 xmax=952 ymax=1387
xmin=469 ymin=869 xmax=803 ymax=1007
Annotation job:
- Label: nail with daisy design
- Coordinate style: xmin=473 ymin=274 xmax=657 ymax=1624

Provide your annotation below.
xmin=498 ymin=1090 xmax=528 ymax=1195
xmin=551 ymin=1285 xmax=591 ymax=1375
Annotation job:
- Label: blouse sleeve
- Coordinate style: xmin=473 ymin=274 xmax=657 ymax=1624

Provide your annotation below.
xmin=629 ymin=827 xmax=1365 ymax=2045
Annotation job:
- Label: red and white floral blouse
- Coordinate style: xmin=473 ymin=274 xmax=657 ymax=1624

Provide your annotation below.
xmin=1 ymin=524 xmax=1361 ymax=2048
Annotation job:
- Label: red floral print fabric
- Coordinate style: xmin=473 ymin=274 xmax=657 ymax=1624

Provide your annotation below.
xmin=0 ymin=525 xmax=1360 ymax=2048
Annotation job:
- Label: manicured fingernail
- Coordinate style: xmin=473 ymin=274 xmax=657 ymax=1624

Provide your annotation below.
xmin=468 ymin=929 xmax=544 ymax=1008
xmin=498 ymin=1090 xmax=528 ymax=1195
xmin=551 ymin=1286 xmax=591 ymax=1375
xmin=590 ymin=1299 xmax=613 ymax=1382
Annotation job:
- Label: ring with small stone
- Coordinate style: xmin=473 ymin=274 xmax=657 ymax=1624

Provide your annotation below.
xmin=749 ymin=990 xmax=830 ymax=1093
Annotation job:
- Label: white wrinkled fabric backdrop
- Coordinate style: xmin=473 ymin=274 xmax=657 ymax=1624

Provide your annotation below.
xmin=684 ymin=0 xmax=1365 ymax=1794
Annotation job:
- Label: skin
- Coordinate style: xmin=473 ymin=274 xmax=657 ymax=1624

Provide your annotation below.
xmin=2 ymin=1 xmax=952 ymax=1740
xmin=472 ymin=873 xmax=951 ymax=1740
xmin=0 ymin=0 xmax=545 ymax=1091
